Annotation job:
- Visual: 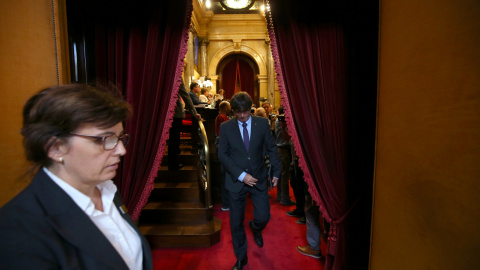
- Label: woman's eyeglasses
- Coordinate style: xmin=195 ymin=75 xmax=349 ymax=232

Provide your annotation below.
xmin=69 ymin=132 xmax=130 ymax=150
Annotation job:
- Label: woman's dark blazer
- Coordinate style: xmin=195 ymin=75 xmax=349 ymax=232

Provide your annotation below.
xmin=0 ymin=169 xmax=153 ymax=270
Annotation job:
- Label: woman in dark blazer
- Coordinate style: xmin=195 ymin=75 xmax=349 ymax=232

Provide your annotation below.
xmin=0 ymin=85 xmax=153 ymax=270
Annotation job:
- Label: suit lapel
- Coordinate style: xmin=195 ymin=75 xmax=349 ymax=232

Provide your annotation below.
xmin=249 ymin=116 xmax=261 ymax=153
xmin=34 ymin=170 xmax=129 ymax=270
xmin=250 ymin=116 xmax=256 ymax=144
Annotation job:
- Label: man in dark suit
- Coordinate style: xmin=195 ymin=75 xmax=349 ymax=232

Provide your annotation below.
xmin=168 ymin=78 xmax=202 ymax=170
xmin=218 ymin=92 xmax=281 ymax=270
xmin=189 ymin=82 xmax=208 ymax=105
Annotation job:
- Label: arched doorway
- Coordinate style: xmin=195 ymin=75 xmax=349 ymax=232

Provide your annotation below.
xmin=216 ymin=54 xmax=260 ymax=105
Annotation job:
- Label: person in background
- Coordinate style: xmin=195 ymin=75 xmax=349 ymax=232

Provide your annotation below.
xmin=261 ymin=102 xmax=271 ymax=117
xmin=262 ymin=102 xmax=271 ymax=122
xmin=218 ymin=92 xmax=281 ymax=270
xmin=199 ymin=88 xmax=211 ymax=104
xmin=286 ymin=145 xmax=306 ymax=224
xmin=189 ymin=82 xmax=207 ymax=105
xmin=262 ymin=101 xmax=276 ymax=133
xmin=169 ymin=78 xmax=202 ymax=170
xmin=215 ymin=101 xmax=232 ymax=211
xmin=213 ymin=89 xmax=225 ymax=109
xmin=217 ymin=89 xmax=225 ymax=101
xmin=254 ymin=107 xmax=267 ymax=118
xmin=296 ymin=183 xmax=328 ymax=259
xmin=268 ymin=104 xmax=276 ymax=131
xmin=274 ymin=106 xmax=296 ymax=207
xmin=207 ymin=91 xmax=217 ymax=108
xmin=0 ymin=84 xmax=153 ymax=270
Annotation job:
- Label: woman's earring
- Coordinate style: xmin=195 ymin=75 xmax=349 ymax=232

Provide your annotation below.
xmin=59 ymin=157 xmax=63 ymax=163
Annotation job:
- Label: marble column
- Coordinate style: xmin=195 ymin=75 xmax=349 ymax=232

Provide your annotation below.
xmin=186 ymin=29 xmax=195 ymax=86
xmin=210 ymin=75 xmax=218 ymax=94
xmin=258 ymin=75 xmax=268 ymax=105
xmin=199 ymin=38 xmax=209 ymax=77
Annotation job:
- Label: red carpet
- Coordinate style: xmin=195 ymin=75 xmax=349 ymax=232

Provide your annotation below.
xmin=152 ymin=188 xmax=326 ymax=269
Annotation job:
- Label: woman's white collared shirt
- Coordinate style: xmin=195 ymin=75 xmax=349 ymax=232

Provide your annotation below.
xmin=43 ymin=167 xmax=143 ymax=270
xmin=199 ymin=95 xmax=209 ymax=102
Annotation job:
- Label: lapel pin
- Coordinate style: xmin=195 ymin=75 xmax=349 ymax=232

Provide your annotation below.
xmin=119 ymin=205 xmax=128 ymax=214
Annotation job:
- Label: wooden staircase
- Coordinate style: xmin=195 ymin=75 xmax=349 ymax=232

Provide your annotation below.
xmin=138 ymin=122 xmax=221 ymax=248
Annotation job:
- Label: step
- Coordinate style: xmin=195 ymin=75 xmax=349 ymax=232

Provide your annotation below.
xmin=160 ymin=150 xmax=198 ymax=167
xmin=139 ymin=217 xmax=222 ymax=248
xmin=180 ymin=126 xmax=193 ymax=133
xmin=149 ymin=182 xmax=200 ymax=201
xmin=155 ymin=165 xmax=199 ymax=182
xmin=138 ymin=201 xmax=212 ymax=224
xmin=168 ymin=139 xmax=195 ymax=145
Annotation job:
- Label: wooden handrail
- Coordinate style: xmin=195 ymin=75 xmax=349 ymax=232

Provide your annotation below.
xmin=197 ymin=120 xmax=212 ymax=208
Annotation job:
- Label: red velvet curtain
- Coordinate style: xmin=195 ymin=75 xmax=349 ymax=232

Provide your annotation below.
xmin=221 ymin=59 xmax=254 ymax=100
xmin=222 ymin=61 xmax=237 ymax=99
xmin=267 ymin=1 xmax=349 ymax=269
xmin=94 ymin=0 xmax=193 ymax=220
xmin=238 ymin=60 xmax=254 ymax=100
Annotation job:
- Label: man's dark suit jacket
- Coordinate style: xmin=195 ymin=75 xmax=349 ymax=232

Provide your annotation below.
xmin=174 ymin=78 xmax=198 ymax=119
xmin=0 ymin=169 xmax=153 ymax=270
xmin=189 ymin=90 xmax=207 ymax=105
xmin=218 ymin=116 xmax=281 ymax=193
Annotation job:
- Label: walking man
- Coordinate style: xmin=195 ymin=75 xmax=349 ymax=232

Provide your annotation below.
xmin=218 ymin=92 xmax=281 ymax=270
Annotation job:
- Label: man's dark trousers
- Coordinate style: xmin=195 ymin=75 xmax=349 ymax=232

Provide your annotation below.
xmin=229 ymin=184 xmax=271 ymax=260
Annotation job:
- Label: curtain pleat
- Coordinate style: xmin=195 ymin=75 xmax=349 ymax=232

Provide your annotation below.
xmin=94 ymin=0 xmax=193 ymax=220
xmin=267 ymin=1 xmax=349 ymax=269
xmin=238 ymin=60 xmax=254 ymax=99
xmin=221 ymin=58 xmax=255 ymax=100
xmin=222 ymin=60 xmax=237 ymax=99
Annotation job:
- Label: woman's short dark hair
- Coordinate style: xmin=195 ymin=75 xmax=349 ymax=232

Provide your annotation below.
xmin=21 ymin=84 xmax=132 ymax=168
xmin=230 ymin=92 xmax=253 ymax=112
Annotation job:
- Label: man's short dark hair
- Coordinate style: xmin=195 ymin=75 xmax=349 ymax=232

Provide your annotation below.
xmin=190 ymin=82 xmax=198 ymax=91
xmin=230 ymin=92 xmax=253 ymax=112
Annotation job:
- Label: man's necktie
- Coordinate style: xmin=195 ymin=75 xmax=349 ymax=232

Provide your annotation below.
xmin=242 ymin=122 xmax=249 ymax=152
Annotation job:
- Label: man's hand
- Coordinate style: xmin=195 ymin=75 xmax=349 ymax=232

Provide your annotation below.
xmin=272 ymin=177 xmax=279 ymax=187
xmin=194 ymin=114 xmax=202 ymax=121
xmin=243 ymin=174 xmax=258 ymax=187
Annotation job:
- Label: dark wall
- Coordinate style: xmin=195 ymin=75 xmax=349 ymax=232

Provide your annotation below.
xmin=342 ymin=1 xmax=379 ymax=269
